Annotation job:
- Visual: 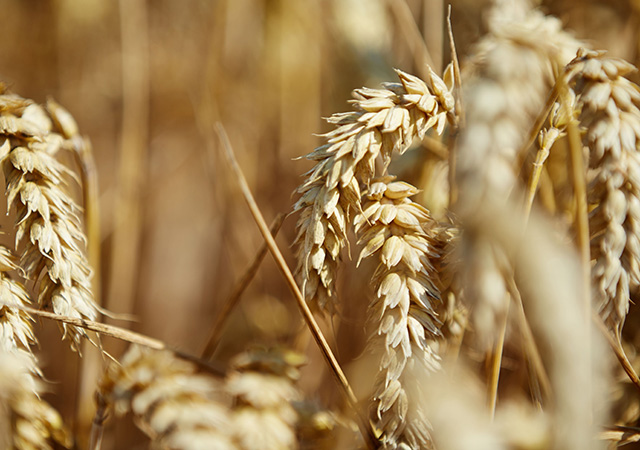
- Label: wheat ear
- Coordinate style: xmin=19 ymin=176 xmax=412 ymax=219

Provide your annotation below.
xmin=293 ymin=66 xmax=455 ymax=314
xmin=354 ymin=177 xmax=441 ymax=449
xmin=560 ymin=49 xmax=640 ymax=336
xmin=0 ymin=91 xmax=98 ymax=349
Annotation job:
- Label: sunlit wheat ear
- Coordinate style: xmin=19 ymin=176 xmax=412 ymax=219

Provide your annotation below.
xmin=293 ymin=65 xmax=456 ymax=315
xmin=561 ymin=49 xmax=640 ymax=336
xmin=354 ymin=177 xmax=441 ymax=449
xmin=0 ymin=91 xmax=98 ymax=349
xmin=0 ymin=350 xmax=72 ymax=450
xmin=227 ymin=348 xmax=304 ymax=450
xmin=99 ymin=345 xmax=238 ymax=450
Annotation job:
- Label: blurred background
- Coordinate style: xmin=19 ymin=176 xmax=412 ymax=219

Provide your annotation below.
xmin=0 ymin=0 xmax=638 ymax=448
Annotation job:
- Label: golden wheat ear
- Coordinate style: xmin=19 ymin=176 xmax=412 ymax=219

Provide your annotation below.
xmin=0 ymin=91 xmax=98 ymax=349
xmin=559 ymin=49 xmax=640 ymax=337
xmin=293 ymin=65 xmax=456 ymax=316
xmin=355 ymin=177 xmax=442 ymax=449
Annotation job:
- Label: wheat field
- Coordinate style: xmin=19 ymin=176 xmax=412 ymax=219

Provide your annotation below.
xmin=1 ymin=0 xmax=640 ymax=449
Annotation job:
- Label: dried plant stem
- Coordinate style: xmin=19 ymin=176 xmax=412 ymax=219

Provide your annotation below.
xmin=6 ymin=303 xmax=226 ymax=378
xmin=423 ymin=0 xmax=444 ymax=73
xmin=423 ymin=134 xmax=448 ymax=160
xmin=567 ymin=120 xmax=591 ymax=319
xmin=107 ymin=0 xmax=149 ymax=321
xmin=72 ymin=136 xmax=104 ymax=450
xmin=216 ymin=123 xmax=379 ymax=450
xmin=487 ymin=296 xmax=509 ymax=419
xmin=201 ymin=213 xmax=286 ymax=360
xmin=446 ymin=5 xmax=463 ymax=127
xmin=72 ymin=136 xmax=102 ymax=305
xmin=518 ymin=82 xmax=560 ymax=183
xmin=7 ymin=304 xmax=163 ymax=350
xmin=387 ymin=0 xmax=435 ymax=80
xmin=525 ymin=143 xmax=552 ymax=218
xmin=507 ymin=277 xmax=553 ymax=405
xmin=446 ymin=6 xmax=462 ymax=208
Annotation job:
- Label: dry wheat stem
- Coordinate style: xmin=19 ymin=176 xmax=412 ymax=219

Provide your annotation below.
xmin=201 ymin=213 xmax=286 ymax=360
xmin=2 ymin=301 xmax=226 ymax=376
xmin=567 ymin=119 xmax=592 ymax=320
xmin=505 ymin=276 xmax=552 ymax=405
xmin=216 ymin=123 xmax=379 ymax=449
xmin=106 ymin=0 xmax=150 ymax=332
xmin=386 ymin=0 xmax=436 ymax=80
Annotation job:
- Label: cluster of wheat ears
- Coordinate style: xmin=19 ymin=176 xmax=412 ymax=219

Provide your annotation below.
xmin=4 ymin=1 xmax=640 ymax=449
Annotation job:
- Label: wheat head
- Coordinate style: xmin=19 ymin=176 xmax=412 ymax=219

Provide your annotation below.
xmin=293 ymin=67 xmax=455 ymax=315
xmin=0 ymin=90 xmax=98 ymax=349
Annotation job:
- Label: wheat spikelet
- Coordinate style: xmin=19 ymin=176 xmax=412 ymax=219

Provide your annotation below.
xmin=559 ymin=49 xmax=640 ymax=335
xmin=0 ymin=90 xmax=98 ymax=349
xmin=354 ymin=177 xmax=441 ymax=449
xmin=293 ymin=66 xmax=455 ymax=314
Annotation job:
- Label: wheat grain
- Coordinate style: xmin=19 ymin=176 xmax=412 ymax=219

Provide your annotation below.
xmin=0 ymin=91 xmax=98 ymax=349
xmin=354 ymin=177 xmax=441 ymax=449
xmin=293 ymin=66 xmax=455 ymax=315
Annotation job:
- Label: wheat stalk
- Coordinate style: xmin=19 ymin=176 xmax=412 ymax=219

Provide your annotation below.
xmin=0 ymin=91 xmax=98 ymax=349
xmin=293 ymin=66 xmax=455 ymax=315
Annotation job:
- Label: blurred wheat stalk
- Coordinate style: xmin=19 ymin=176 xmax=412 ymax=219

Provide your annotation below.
xmin=3 ymin=0 xmax=640 ymax=449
